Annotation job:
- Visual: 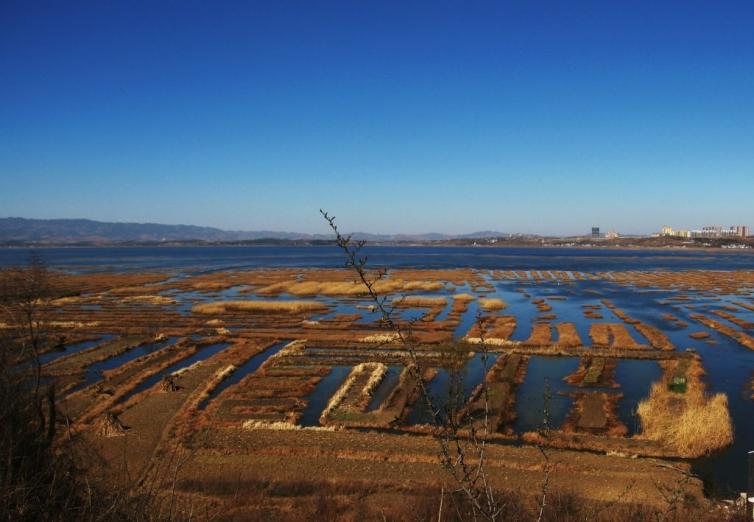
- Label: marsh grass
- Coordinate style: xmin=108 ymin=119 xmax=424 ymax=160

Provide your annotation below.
xmin=121 ymin=294 xmax=177 ymax=305
xmin=394 ymin=295 xmax=447 ymax=307
xmin=637 ymin=362 xmax=733 ymax=457
xmin=256 ymin=279 xmax=444 ymax=296
xmin=479 ymin=297 xmax=506 ymax=311
xmin=192 ymin=300 xmax=327 ymax=314
xmin=241 ymin=420 xmax=336 ymax=431
xmin=359 ymin=333 xmax=400 ymax=343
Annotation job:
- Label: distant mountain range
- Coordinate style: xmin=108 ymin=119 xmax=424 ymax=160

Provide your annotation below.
xmin=0 ymin=218 xmax=512 ymax=245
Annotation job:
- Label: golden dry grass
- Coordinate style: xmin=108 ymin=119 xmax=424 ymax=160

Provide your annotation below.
xmin=555 ymin=323 xmax=581 ymax=347
xmin=453 ymin=293 xmax=475 ymax=302
xmin=523 ymin=323 xmax=552 ymax=345
xmin=48 ymin=321 xmax=100 ymax=328
xmin=320 ymin=363 xmax=387 ymax=423
xmin=393 ymin=296 xmax=446 ymax=307
xmin=478 ymin=297 xmax=506 ymax=311
xmin=464 ymin=315 xmax=516 ymax=343
xmin=634 ymin=323 xmax=674 ymax=351
xmin=359 ymin=333 xmax=399 ymax=343
xmin=637 ymin=380 xmax=733 ymax=457
xmin=255 ymin=279 xmax=443 ymax=297
xmin=121 ymin=295 xmax=177 ymax=305
xmin=242 ymin=420 xmax=336 ymax=431
xmin=192 ymin=300 xmax=328 ymax=314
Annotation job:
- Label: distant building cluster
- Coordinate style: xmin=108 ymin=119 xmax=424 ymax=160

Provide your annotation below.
xmin=587 ymin=227 xmax=620 ymax=240
xmin=658 ymin=225 xmax=750 ymax=239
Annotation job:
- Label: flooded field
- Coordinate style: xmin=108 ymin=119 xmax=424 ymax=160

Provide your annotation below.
xmin=6 ymin=247 xmax=754 ymax=508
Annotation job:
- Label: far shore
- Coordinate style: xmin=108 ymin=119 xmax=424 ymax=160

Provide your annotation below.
xmin=1 ymin=241 xmax=753 ymax=254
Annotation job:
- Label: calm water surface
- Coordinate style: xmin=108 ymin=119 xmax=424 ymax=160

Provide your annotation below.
xmin=2 ymin=245 xmax=754 ymax=272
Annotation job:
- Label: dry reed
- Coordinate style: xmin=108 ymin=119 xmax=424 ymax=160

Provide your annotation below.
xmin=479 ymin=297 xmax=506 ymax=311
xmin=192 ymin=300 xmax=327 ymax=314
xmin=394 ymin=295 xmax=447 ymax=307
xmin=637 ymin=362 xmax=733 ymax=457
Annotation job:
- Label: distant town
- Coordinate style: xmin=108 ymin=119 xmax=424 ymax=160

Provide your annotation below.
xmin=462 ymin=225 xmax=753 ymax=250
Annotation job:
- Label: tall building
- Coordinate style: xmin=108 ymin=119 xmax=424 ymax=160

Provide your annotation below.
xmin=734 ymin=225 xmax=750 ymax=238
xmin=662 ymin=224 xmax=748 ymax=239
xmin=591 ymin=227 xmax=600 ymax=239
xmin=661 ymin=225 xmax=674 ymax=236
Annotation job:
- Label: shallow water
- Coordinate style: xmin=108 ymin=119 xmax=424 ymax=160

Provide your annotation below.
xmin=613 ymin=359 xmax=662 ymax=435
xmin=115 ymin=341 xmax=231 ymax=405
xmin=366 ymin=365 xmax=403 ymax=411
xmin=40 ymin=334 xmax=115 ymax=366
xmin=514 ymin=356 xmax=580 ymax=433
xmin=407 ymin=353 xmax=499 ymax=425
xmin=73 ymin=336 xmax=179 ymax=391
xmin=299 ymin=366 xmax=352 ymax=427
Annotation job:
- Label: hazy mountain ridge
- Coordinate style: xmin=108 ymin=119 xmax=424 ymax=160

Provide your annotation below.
xmin=0 ymin=218 xmax=509 ymax=244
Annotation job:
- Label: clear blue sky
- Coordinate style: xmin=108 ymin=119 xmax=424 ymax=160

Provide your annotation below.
xmin=2 ymin=1 xmax=753 ymax=236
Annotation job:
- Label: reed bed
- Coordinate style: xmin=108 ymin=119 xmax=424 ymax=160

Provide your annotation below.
xmin=393 ymin=296 xmax=447 ymax=307
xmin=555 ymin=322 xmax=581 ymax=347
xmin=589 ymin=323 xmax=645 ymax=349
xmin=531 ymin=298 xmax=552 ymax=313
xmin=711 ymin=309 xmax=754 ymax=330
xmin=589 ymin=324 xmax=611 ymax=347
xmin=637 ymin=382 xmax=732 ymax=457
xmin=522 ymin=324 xmax=551 ymax=346
xmin=192 ymin=300 xmax=327 ymax=314
xmin=478 ymin=297 xmax=506 ymax=311
xmin=359 ymin=333 xmax=399 ymax=343
xmin=464 ymin=316 xmax=516 ymax=343
xmin=320 ymin=363 xmax=386 ymax=423
xmin=255 ymin=279 xmax=443 ymax=297
xmin=121 ymin=295 xmax=177 ymax=305
xmin=692 ymin=313 xmax=754 ymax=350
xmin=634 ymin=323 xmax=674 ymax=351
xmin=242 ymin=420 xmax=336 ymax=431
xmin=733 ymin=300 xmax=754 ymax=312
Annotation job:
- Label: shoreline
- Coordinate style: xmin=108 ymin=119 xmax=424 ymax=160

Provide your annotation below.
xmin=1 ymin=242 xmax=753 ymax=253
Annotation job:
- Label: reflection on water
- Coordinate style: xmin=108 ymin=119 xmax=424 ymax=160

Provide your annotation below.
xmin=614 ymin=359 xmax=661 ymax=435
xmin=407 ymin=353 xmax=499 ymax=425
xmin=514 ymin=356 xmax=580 ymax=433
xmin=65 ymin=336 xmax=179 ymax=396
xmin=299 ymin=366 xmax=352 ymax=427
xmin=40 ymin=334 xmax=115 ymax=366
xmin=366 ymin=365 xmax=402 ymax=411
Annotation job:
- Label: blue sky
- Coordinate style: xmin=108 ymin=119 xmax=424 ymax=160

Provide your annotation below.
xmin=1 ymin=1 xmax=753 ymax=235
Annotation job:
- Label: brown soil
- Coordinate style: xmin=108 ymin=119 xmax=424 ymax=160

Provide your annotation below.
xmin=561 ymin=392 xmax=627 ymax=436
